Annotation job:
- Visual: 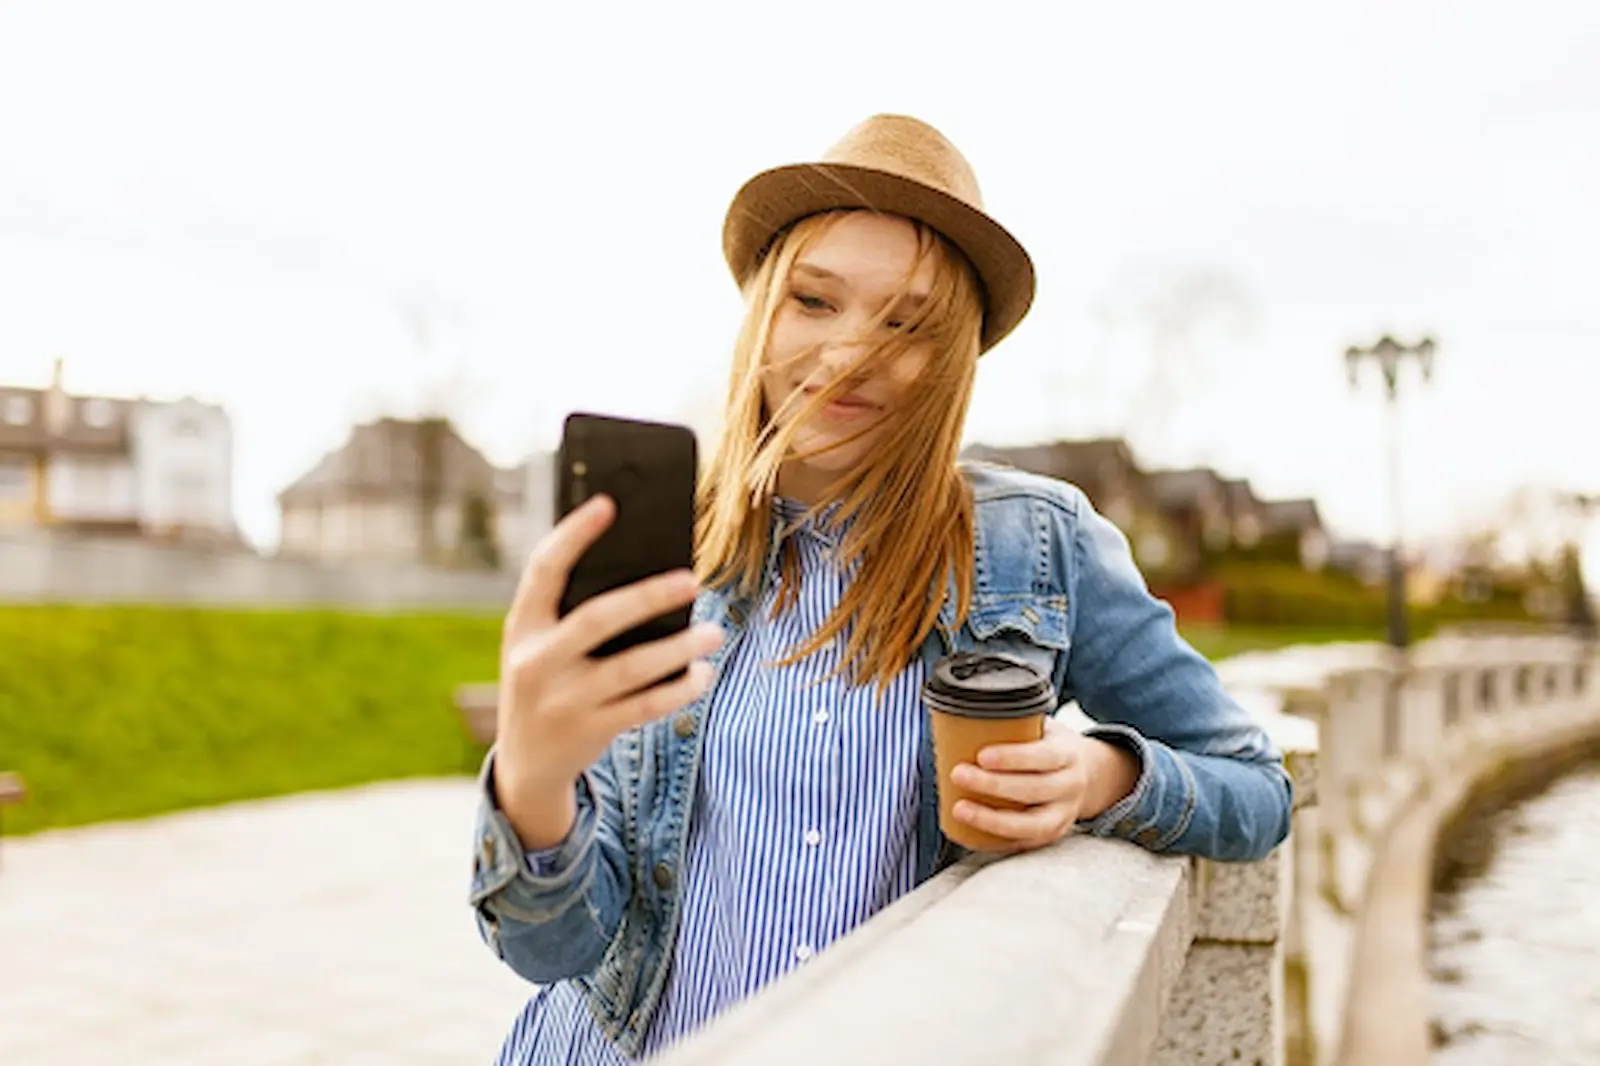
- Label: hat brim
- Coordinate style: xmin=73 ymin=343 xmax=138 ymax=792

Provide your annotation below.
xmin=722 ymin=162 xmax=1035 ymax=354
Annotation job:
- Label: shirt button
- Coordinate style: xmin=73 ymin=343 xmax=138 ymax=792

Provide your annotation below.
xmin=812 ymin=709 xmax=829 ymax=725
xmin=804 ymin=829 xmax=822 ymax=847
xmin=794 ymin=943 xmax=814 ymax=962
xmin=653 ymin=862 xmax=673 ymax=889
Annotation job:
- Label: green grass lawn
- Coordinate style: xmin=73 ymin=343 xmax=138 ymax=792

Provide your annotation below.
xmin=0 ymin=605 xmax=1370 ymax=835
xmin=0 ymin=605 xmax=502 ymax=835
xmin=1178 ymin=623 xmax=1381 ymax=663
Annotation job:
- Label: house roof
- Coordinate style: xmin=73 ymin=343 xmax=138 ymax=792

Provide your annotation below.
xmin=1260 ymin=498 xmax=1324 ymax=533
xmin=1148 ymin=468 xmax=1226 ymax=508
xmin=0 ymin=385 xmax=135 ymax=455
xmin=278 ymin=417 xmax=524 ymax=507
xmin=964 ymin=437 xmax=1156 ymax=514
xmin=964 ymin=437 xmax=1139 ymax=483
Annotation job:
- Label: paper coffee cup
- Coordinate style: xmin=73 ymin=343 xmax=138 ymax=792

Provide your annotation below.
xmin=923 ymin=652 xmax=1057 ymax=852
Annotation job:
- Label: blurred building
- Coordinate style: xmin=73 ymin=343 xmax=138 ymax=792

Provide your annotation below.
xmin=1327 ymin=539 xmax=1390 ymax=587
xmin=523 ymin=448 xmax=554 ymax=560
xmin=963 ymin=438 xmax=1196 ymax=583
xmin=0 ymin=359 xmax=236 ymax=543
xmin=1259 ymin=498 xmax=1331 ymax=571
xmin=1221 ymin=477 xmax=1266 ymax=548
xmin=1152 ymin=470 xmax=1235 ymax=560
xmin=963 ymin=438 xmax=1158 ymax=531
xmin=278 ymin=416 xmax=529 ymax=568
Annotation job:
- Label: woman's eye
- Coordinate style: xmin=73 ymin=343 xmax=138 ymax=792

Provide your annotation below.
xmin=794 ymin=292 xmax=833 ymax=313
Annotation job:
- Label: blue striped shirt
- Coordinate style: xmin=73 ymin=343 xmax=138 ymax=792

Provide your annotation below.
xmin=494 ymin=500 xmax=927 ymax=1064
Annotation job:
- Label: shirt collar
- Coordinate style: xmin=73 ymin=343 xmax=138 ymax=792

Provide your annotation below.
xmin=773 ymin=496 xmax=848 ymax=549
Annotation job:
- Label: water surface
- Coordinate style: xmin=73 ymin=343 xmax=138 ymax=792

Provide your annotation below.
xmin=1430 ymin=764 xmax=1600 ymax=1063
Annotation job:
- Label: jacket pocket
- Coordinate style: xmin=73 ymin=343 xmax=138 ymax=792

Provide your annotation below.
xmin=578 ymin=907 xmax=645 ymax=1033
xmin=965 ymin=594 xmax=1070 ymax=686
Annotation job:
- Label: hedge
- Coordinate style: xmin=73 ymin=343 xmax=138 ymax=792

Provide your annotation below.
xmin=1218 ymin=563 xmax=1535 ymax=631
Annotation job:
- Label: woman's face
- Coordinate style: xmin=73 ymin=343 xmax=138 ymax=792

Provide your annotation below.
xmin=761 ymin=211 xmax=939 ymax=503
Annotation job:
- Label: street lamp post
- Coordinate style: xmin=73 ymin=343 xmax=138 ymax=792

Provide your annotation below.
xmin=1346 ymin=334 xmax=1437 ymax=650
xmin=1559 ymin=491 xmax=1600 ymax=638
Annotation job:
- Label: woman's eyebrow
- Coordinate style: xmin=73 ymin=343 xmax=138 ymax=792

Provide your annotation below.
xmin=793 ymin=262 xmax=843 ymax=284
xmin=794 ymin=262 xmax=930 ymax=306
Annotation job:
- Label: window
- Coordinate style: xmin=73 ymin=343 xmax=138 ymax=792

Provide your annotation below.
xmin=82 ymin=399 xmax=115 ymax=429
xmin=3 ymin=395 xmax=32 ymax=425
xmin=0 ymin=461 xmax=29 ymax=499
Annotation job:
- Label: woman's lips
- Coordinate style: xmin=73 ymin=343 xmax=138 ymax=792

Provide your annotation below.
xmin=804 ymin=388 xmax=878 ymax=420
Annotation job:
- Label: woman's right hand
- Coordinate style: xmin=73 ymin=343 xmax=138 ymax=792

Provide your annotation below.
xmin=492 ymin=494 xmax=725 ymax=850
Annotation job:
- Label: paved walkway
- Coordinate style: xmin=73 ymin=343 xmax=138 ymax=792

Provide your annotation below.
xmin=0 ymin=779 xmax=536 ymax=1065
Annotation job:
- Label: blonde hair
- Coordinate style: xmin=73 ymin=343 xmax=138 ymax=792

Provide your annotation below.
xmin=695 ymin=210 xmax=985 ymax=691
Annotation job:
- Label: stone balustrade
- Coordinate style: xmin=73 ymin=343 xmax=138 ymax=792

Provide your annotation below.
xmin=632 ymin=630 xmax=1600 ymax=1066
xmin=1296 ymin=632 xmax=1600 ymax=1066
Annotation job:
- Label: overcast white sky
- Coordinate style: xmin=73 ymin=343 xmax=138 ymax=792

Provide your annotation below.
xmin=1 ymin=0 xmax=1598 ymax=560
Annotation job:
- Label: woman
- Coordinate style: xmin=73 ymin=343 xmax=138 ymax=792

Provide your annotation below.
xmin=469 ymin=114 xmax=1293 ymax=1064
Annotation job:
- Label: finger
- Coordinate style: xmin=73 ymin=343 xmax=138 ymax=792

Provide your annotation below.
xmin=600 ymin=660 xmax=717 ymax=733
xmin=546 ymin=569 xmax=702 ymax=661
xmin=951 ymin=764 xmax=1080 ymax=807
xmin=976 ymin=737 xmax=1078 ymax=773
xmin=953 ymin=798 xmax=1074 ymax=843
xmin=507 ymin=494 xmax=616 ymax=632
xmin=585 ymin=623 xmax=725 ymax=702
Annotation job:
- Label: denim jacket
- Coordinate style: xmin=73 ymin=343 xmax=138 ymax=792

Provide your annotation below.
xmin=466 ymin=463 xmax=1293 ymax=1057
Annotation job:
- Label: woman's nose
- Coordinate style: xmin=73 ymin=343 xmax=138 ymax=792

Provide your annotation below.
xmin=817 ymin=340 xmax=871 ymax=378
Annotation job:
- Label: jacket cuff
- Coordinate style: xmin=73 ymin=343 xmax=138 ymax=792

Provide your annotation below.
xmin=1077 ymin=724 xmax=1197 ymax=852
xmin=468 ymin=751 xmax=599 ymax=913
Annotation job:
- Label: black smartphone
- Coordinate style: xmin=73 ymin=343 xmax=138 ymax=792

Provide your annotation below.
xmin=556 ymin=412 xmax=698 ymax=666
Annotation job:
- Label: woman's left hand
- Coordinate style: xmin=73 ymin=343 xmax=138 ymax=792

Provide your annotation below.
xmin=949 ymin=716 xmax=1141 ymax=853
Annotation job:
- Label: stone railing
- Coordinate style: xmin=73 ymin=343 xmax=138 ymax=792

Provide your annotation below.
xmin=629 ymin=631 xmax=1600 ymax=1066
xmin=1290 ymin=631 xmax=1600 ymax=1066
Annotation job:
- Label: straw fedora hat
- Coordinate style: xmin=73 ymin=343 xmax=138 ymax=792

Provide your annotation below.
xmin=722 ymin=114 xmax=1035 ymax=354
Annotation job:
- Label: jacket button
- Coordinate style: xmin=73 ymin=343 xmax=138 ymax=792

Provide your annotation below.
xmin=726 ymin=603 xmax=746 ymax=625
xmin=653 ymin=862 xmax=674 ymax=889
xmin=1134 ymin=827 xmax=1161 ymax=848
xmin=673 ymin=714 xmax=695 ymax=738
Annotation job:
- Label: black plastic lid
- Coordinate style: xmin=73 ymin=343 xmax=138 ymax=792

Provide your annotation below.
xmin=922 ymin=652 xmax=1056 ymax=719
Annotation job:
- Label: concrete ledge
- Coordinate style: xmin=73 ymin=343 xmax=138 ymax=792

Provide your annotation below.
xmin=1155 ymin=941 xmax=1282 ymax=1066
xmin=654 ymin=837 xmax=1195 ymax=1066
